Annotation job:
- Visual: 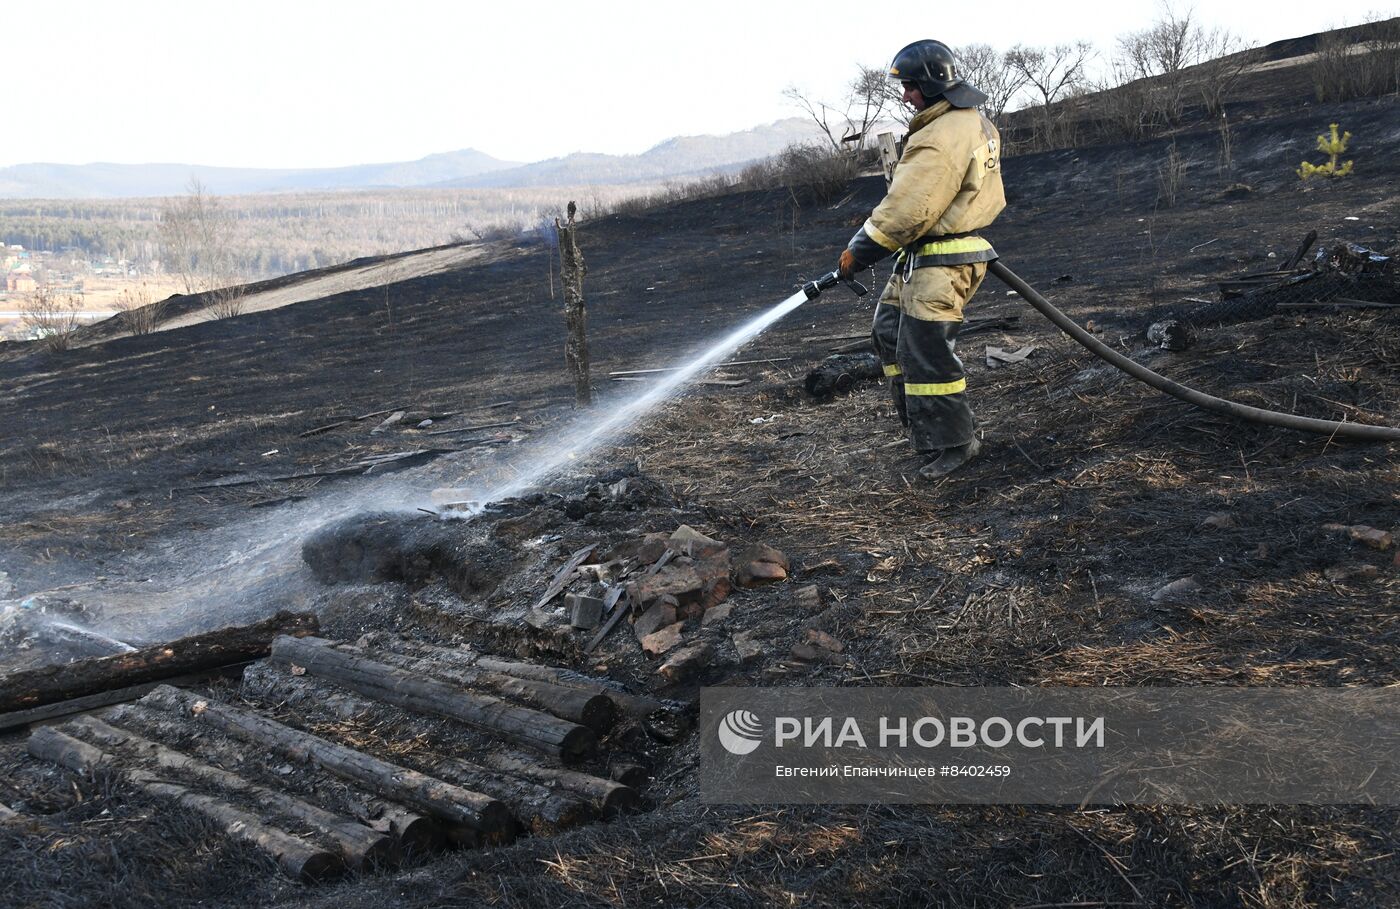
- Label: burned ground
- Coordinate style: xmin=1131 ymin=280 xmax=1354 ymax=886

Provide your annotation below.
xmin=1 ymin=73 xmax=1398 ymax=908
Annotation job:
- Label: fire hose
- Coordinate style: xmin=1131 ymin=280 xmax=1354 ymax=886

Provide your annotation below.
xmin=803 ymin=262 xmax=1400 ymax=443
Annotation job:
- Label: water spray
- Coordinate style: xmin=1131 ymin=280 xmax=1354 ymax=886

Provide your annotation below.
xmin=429 ymin=270 xmax=869 ymax=512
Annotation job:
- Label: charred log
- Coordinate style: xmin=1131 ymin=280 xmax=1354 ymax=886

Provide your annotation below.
xmin=429 ymin=756 xmax=595 ymax=836
xmin=335 ymin=643 xmax=615 ymax=733
xmin=110 ymin=696 xmax=444 ymax=855
xmin=27 ymin=724 xmax=343 ymax=882
xmin=269 ymin=636 xmax=595 ymax=759
xmin=64 ymin=715 xmax=398 ymax=871
xmin=139 ymin=685 xmax=515 ymax=844
xmin=480 ymin=751 xmax=640 ymax=815
xmin=0 ymin=611 xmax=318 ymax=714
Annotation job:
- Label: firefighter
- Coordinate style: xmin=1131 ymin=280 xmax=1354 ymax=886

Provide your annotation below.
xmin=837 ymin=39 xmax=1006 ymax=480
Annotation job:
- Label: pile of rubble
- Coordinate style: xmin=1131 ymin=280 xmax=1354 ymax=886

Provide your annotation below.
xmin=531 ymin=525 xmax=791 ymax=684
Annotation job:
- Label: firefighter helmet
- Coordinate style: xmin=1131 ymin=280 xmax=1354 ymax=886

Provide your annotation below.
xmin=887 ymin=40 xmax=989 ymax=110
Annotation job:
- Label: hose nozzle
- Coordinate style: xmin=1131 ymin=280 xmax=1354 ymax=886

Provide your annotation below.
xmin=803 ymin=270 xmax=869 ymax=300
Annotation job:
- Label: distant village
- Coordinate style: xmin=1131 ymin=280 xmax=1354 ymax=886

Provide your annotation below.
xmin=1 ymin=243 xmax=148 ymax=340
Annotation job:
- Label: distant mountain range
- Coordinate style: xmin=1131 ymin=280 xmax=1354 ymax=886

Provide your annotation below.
xmin=0 ymin=149 xmax=520 ymax=199
xmin=434 ymin=118 xmax=828 ymax=189
xmin=0 ymin=118 xmax=830 ymax=199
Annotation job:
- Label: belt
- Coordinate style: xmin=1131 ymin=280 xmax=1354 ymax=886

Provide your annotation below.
xmin=896 ymin=231 xmax=998 ymax=274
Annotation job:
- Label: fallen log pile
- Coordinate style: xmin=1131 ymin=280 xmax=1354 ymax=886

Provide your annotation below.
xmin=23 ymin=632 xmax=668 ymax=882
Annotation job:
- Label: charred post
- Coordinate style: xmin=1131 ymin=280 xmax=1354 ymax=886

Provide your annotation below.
xmin=557 ymin=201 xmax=591 ymax=407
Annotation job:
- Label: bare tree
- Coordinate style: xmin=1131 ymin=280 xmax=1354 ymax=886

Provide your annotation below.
xmin=1117 ymin=5 xmax=1221 ymax=126
xmin=1005 ymin=42 xmax=1095 ymax=148
xmin=113 ymin=283 xmax=166 ymax=335
xmin=1195 ymin=30 xmax=1257 ymax=117
xmin=159 ymin=177 xmax=248 ymax=319
xmin=784 ymin=64 xmax=894 ymax=152
xmin=160 ymin=178 xmax=228 ymax=294
xmin=1091 ymin=60 xmax=1156 ymax=140
xmin=956 ymin=44 xmax=1028 ymax=125
xmin=20 ymin=285 xmax=83 ymax=351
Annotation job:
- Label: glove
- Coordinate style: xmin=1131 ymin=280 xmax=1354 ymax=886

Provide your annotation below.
xmin=837 ymin=248 xmax=860 ymax=280
xmin=838 ymin=225 xmax=896 ymax=280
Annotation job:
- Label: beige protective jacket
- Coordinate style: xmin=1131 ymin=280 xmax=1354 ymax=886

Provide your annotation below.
xmin=862 ymin=100 xmax=1005 ymax=265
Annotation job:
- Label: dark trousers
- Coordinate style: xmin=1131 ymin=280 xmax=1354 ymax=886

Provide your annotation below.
xmin=870 ymin=262 xmax=987 ymax=452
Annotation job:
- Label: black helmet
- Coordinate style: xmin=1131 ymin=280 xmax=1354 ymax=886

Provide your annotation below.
xmin=887 ymin=40 xmax=988 ymax=110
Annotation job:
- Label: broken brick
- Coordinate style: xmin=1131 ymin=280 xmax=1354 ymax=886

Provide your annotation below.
xmin=1348 ymin=526 xmax=1393 ymax=551
xmin=802 ymin=628 xmax=844 ymax=653
xmin=790 ymin=643 xmax=847 ymax=665
xmin=732 ymin=630 xmax=763 ymax=663
xmin=566 ymin=593 xmax=605 ymax=629
xmin=1151 ymin=577 xmax=1201 ymax=602
xmin=633 ymin=600 xmax=677 ymax=639
xmin=737 ymin=543 xmax=790 ymax=572
xmin=630 ymin=563 xmax=705 ymax=607
xmin=1324 ymin=564 xmax=1380 ymax=582
xmin=793 ymin=584 xmax=822 ymax=608
xmin=640 ymin=621 xmax=684 ymax=657
xmin=701 ymin=603 xmax=734 ymax=626
xmin=668 ymin=525 xmax=727 ymax=558
xmin=657 ymin=642 xmax=714 ymax=683
xmin=635 ymin=532 xmax=672 ymax=565
xmin=695 ymin=551 xmax=733 ymax=610
xmin=735 ymin=560 xmax=787 ymax=588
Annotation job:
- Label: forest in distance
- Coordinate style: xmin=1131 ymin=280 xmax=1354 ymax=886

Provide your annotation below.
xmin=0 ymin=184 xmax=660 ymax=280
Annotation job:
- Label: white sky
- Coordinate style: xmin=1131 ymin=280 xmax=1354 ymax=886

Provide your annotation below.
xmin=4 ymin=0 xmax=1391 ymax=169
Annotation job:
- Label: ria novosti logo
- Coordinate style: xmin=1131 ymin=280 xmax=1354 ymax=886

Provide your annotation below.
xmin=717 ymin=709 xmax=763 ymax=755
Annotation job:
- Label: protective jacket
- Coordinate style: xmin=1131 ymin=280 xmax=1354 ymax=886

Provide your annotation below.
xmin=847 ymin=100 xmax=1005 ymax=270
xmin=858 ymin=100 xmax=1006 ymax=455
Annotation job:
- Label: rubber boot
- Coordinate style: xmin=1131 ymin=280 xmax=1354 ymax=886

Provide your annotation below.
xmin=919 ymin=437 xmax=981 ymax=481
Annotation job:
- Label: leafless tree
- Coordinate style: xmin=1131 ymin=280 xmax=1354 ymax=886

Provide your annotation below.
xmin=1004 ymin=42 xmax=1095 ymax=148
xmin=1091 ymin=60 xmax=1156 ymax=140
xmin=160 ymin=178 xmax=231 ymax=295
xmin=20 ymin=285 xmax=83 ymax=351
xmin=159 ymin=178 xmax=250 ymax=319
xmin=113 ymin=283 xmax=166 ymax=335
xmin=956 ymin=44 xmax=1028 ymax=125
xmin=784 ymin=64 xmax=894 ymax=152
xmin=1117 ymin=5 xmax=1217 ymax=126
xmin=1195 ymin=30 xmax=1257 ymax=117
